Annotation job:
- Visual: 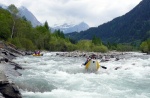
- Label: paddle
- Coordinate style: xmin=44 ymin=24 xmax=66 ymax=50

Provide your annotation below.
xmin=101 ymin=66 xmax=107 ymax=69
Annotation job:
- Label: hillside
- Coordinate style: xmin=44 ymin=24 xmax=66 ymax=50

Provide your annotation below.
xmin=66 ymin=0 xmax=150 ymax=43
xmin=18 ymin=6 xmax=41 ymax=27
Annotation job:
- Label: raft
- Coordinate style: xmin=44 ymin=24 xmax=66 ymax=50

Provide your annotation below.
xmin=85 ymin=59 xmax=100 ymax=71
xmin=32 ymin=54 xmax=43 ymax=56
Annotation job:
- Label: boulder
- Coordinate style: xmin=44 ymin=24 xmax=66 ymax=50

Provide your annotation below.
xmin=0 ymin=41 xmax=23 ymax=98
xmin=0 ymin=83 xmax=21 ymax=98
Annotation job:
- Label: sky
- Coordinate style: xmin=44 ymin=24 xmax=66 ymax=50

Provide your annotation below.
xmin=0 ymin=0 xmax=142 ymax=27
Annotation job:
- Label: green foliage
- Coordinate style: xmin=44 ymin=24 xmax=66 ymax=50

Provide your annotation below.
xmin=68 ymin=38 xmax=76 ymax=44
xmin=22 ymin=16 xmax=27 ymax=21
xmin=76 ymin=40 xmax=108 ymax=52
xmin=35 ymin=26 xmax=49 ymax=34
xmin=13 ymin=18 xmax=32 ymax=38
xmin=0 ymin=7 xmax=50 ymax=50
xmin=66 ymin=43 xmax=76 ymax=51
xmin=0 ymin=8 xmax=13 ymax=40
xmin=49 ymin=35 xmax=76 ymax=51
xmin=8 ymin=38 xmax=22 ymax=48
xmin=9 ymin=37 xmax=36 ymax=50
xmin=92 ymin=45 xmax=108 ymax=52
xmin=92 ymin=36 xmax=102 ymax=45
xmin=116 ymin=44 xmax=134 ymax=51
xmin=140 ymin=39 xmax=150 ymax=53
xmin=19 ymin=38 xmax=36 ymax=50
xmin=44 ymin=21 xmax=49 ymax=30
xmin=106 ymin=42 xmax=138 ymax=51
xmin=32 ymin=25 xmax=51 ymax=50
xmin=130 ymin=40 xmax=141 ymax=50
xmin=76 ymin=40 xmax=92 ymax=51
xmin=7 ymin=4 xmax=20 ymax=39
xmin=148 ymin=39 xmax=150 ymax=50
xmin=0 ymin=26 xmax=11 ymax=40
xmin=7 ymin=4 xmax=18 ymax=15
xmin=106 ymin=42 xmax=117 ymax=50
xmin=53 ymin=30 xmax=65 ymax=39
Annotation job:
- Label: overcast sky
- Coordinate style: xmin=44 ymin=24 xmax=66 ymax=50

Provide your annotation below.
xmin=0 ymin=0 xmax=142 ymax=27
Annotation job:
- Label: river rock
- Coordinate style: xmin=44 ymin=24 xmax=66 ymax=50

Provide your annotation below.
xmin=0 ymin=83 xmax=21 ymax=98
xmin=0 ymin=41 xmax=25 ymax=98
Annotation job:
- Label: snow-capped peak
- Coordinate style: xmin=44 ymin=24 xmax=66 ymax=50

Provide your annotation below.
xmin=52 ymin=22 xmax=89 ymax=34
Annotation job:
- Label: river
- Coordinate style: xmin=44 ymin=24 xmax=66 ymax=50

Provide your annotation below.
xmin=10 ymin=52 xmax=150 ymax=98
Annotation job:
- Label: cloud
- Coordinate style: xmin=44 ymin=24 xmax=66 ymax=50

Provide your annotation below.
xmin=0 ymin=0 xmax=142 ymax=27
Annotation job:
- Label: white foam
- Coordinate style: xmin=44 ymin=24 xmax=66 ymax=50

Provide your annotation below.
xmin=11 ymin=52 xmax=150 ymax=98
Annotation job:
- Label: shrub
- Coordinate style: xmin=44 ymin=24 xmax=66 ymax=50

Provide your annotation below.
xmin=140 ymin=40 xmax=149 ymax=53
xmin=92 ymin=45 xmax=108 ymax=53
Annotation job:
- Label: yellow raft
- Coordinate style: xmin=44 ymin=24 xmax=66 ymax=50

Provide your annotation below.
xmin=85 ymin=59 xmax=100 ymax=71
xmin=32 ymin=54 xmax=43 ymax=56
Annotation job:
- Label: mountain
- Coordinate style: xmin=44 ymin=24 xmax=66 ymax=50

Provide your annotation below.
xmin=18 ymin=6 xmax=41 ymax=27
xmin=52 ymin=22 xmax=89 ymax=34
xmin=0 ymin=4 xmax=41 ymax=27
xmin=66 ymin=0 xmax=150 ymax=43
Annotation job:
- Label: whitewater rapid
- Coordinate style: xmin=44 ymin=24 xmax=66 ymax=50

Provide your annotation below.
xmin=11 ymin=52 xmax=150 ymax=98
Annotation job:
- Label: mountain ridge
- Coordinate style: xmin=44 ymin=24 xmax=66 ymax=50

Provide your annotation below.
xmin=18 ymin=6 xmax=41 ymax=27
xmin=52 ymin=22 xmax=89 ymax=34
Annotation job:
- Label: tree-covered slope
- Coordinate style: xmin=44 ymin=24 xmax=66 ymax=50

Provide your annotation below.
xmin=0 ymin=8 xmax=13 ymax=40
xmin=66 ymin=0 xmax=150 ymax=43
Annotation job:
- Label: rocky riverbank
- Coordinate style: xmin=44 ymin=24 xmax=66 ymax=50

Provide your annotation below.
xmin=0 ymin=41 xmax=33 ymax=98
xmin=56 ymin=51 xmax=128 ymax=62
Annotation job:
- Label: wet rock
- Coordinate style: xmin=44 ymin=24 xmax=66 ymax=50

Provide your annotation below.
xmin=5 ymin=46 xmax=24 ymax=56
xmin=115 ymin=58 xmax=120 ymax=61
xmin=0 ymin=68 xmax=21 ymax=98
xmin=25 ymin=51 xmax=34 ymax=55
xmin=100 ymin=59 xmax=110 ymax=62
xmin=8 ymin=61 xmax=24 ymax=70
xmin=0 ymin=83 xmax=21 ymax=98
xmin=0 ymin=41 xmax=23 ymax=98
xmin=55 ymin=51 xmax=126 ymax=60
xmin=115 ymin=67 xmax=122 ymax=70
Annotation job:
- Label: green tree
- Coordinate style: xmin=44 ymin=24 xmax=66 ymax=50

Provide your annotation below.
xmin=76 ymin=40 xmax=92 ymax=51
xmin=8 ymin=4 xmax=18 ymax=14
xmin=8 ymin=4 xmax=19 ymax=39
xmin=9 ymin=37 xmax=36 ymax=50
xmin=44 ymin=21 xmax=49 ymax=31
xmin=32 ymin=25 xmax=51 ymax=50
xmin=92 ymin=45 xmax=108 ymax=52
xmin=92 ymin=36 xmax=102 ymax=45
xmin=13 ymin=18 xmax=32 ymax=38
xmin=116 ymin=44 xmax=134 ymax=51
xmin=0 ymin=8 xmax=13 ymax=40
xmin=22 ymin=16 xmax=27 ymax=21
xmin=140 ymin=38 xmax=150 ymax=53
xmin=140 ymin=41 xmax=149 ymax=53
xmin=53 ymin=30 xmax=65 ymax=39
